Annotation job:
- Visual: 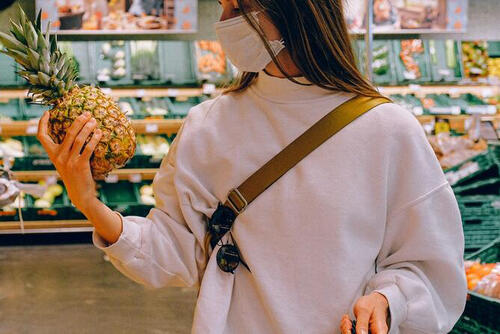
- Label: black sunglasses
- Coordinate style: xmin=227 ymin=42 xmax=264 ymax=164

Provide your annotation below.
xmin=207 ymin=203 xmax=250 ymax=273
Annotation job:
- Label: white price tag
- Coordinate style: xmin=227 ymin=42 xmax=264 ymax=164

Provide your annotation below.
xmin=408 ymin=84 xmax=422 ymax=91
xmin=481 ymin=88 xmax=494 ymax=98
xmin=26 ymin=125 xmax=38 ymax=134
xmin=167 ymin=89 xmax=179 ymax=97
xmin=101 ymin=88 xmax=113 ymax=95
xmin=136 ymin=89 xmax=146 ymax=98
xmin=202 ymin=83 xmax=216 ymax=95
xmin=45 ymin=175 xmax=58 ymax=185
xmin=129 ymin=173 xmax=142 ymax=183
xmin=145 ymin=123 xmax=159 ymax=133
xmin=105 ymin=174 xmax=119 ymax=183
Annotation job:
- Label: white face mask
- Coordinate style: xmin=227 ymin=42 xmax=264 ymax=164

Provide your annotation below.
xmin=214 ymin=11 xmax=285 ymax=73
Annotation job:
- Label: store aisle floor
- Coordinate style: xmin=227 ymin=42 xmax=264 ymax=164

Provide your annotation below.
xmin=0 ymin=244 xmax=197 ymax=334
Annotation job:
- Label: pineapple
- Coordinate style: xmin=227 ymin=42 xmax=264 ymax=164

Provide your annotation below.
xmin=0 ymin=7 xmax=136 ymax=179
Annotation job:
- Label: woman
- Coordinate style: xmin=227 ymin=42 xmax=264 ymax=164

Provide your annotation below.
xmin=36 ymin=0 xmax=467 ymax=333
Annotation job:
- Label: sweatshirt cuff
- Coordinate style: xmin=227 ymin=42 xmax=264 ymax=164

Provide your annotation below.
xmin=375 ymin=284 xmax=408 ymax=334
xmin=92 ymin=214 xmax=141 ymax=263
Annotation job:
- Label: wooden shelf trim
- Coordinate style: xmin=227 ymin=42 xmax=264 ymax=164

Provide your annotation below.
xmin=0 ymin=87 xmax=211 ymax=100
xmin=12 ymin=168 xmax=159 ymax=182
xmin=0 ymin=220 xmax=91 ymax=230
xmin=0 ymin=119 xmax=184 ymax=136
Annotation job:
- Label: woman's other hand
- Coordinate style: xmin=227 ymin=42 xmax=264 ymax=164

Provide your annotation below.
xmin=340 ymin=292 xmax=389 ymax=334
xmin=37 ymin=111 xmax=102 ymax=213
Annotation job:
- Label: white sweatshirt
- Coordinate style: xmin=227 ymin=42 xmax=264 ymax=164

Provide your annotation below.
xmin=93 ymin=72 xmax=467 ymax=334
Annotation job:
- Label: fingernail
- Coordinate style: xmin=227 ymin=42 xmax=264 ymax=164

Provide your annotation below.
xmin=83 ymin=112 xmax=91 ymax=118
xmin=90 ymin=118 xmax=97 ymax=123
xmin=361 ymin=330 xmax=368 ymax=334
xmin=95 ymin=129 xmax=101 ymax=135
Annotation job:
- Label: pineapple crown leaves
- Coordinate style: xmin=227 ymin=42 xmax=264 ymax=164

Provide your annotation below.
xmin=0 ymin=5 xmax=78 ymax=105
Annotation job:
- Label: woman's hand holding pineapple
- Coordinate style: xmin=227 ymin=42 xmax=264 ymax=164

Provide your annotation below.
xmin=37 ymin=110 xmax=123 ymax=244
xmin=37 ymin=111 xmax=101 ymax=211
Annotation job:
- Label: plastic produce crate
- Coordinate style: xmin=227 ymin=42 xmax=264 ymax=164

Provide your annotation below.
xmin=23 ymin=182 xmax=69 ymax=221
xmin=453 ymin=178 xmax=500 ymax=197
xmin=22 ymin=99 xmax=48 ymax=120
xmin=161 ymin=41 xmax=197 ymax=85
xmin=23 ymin=136 xmax=54 ymax=170
xmin=357 ymin=40 xmax=397 ymax=85
xmin=134 ymin=182 xmax=155 ymax=217
xmin=445 ymin=151 xmax=498 ymax=187
xmin=393 ymin=39 xmax=432 ymax=84
xmin=137 ymin=97 xmax=171 ymax=119
xmin=462 ymin=218 xmax=500 ymax=252
xmin=134 ymin=134 xmax=171 ymax=168
xmin=452 ymin=315 xmax=499 ymax=334
xmin=0 ymin=43 xmax=20 ymax=86
xmin=426 ymin=40 xmax=463 ymax=82
xmin=0 ymin=99 xmax=23 ymax=121
xmin=458 ymin=240 xmax=500 ymax=332
xmin=93 ymin=41 xmax=134 ymax=86
xmin=193 ymin=40 xmax=234 ymax=85
xmin=130 ymin=41 xmax=163 ymax=85
xmin=99 ymin=181 xmax=141 ymax=216
xmin=423 ymin=94 xmax=462 ymax=115
xmin=457 ymin=195 xmax=500 ymax=218
xmin=460 ymin=93 xmax=497 ymax=115
xmin=0 ymin=136 xmax=26 ymax=171
xmin=118 ymin=97 xmax=145 ymax=120
xmin=169 ymin=96 xmax=203 ymax=118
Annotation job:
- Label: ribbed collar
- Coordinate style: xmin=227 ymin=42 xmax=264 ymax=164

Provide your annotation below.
xmin=249 ymin=71 xmax=338 ymax=103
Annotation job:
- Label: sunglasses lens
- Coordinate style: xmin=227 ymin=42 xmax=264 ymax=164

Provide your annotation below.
xmin=217 ymin=244 xmax=240 ymax=273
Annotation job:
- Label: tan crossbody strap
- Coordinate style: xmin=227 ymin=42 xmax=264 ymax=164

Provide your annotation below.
xmin=224 ymin=95 xmax=391 ymax=215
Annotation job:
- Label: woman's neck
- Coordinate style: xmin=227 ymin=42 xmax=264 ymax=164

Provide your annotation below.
xmin=264 ymin=50 xmax=303 ymax=78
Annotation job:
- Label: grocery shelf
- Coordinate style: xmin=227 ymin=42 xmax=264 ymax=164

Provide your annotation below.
xmin=378 ymin=85 xmax=499 ymax=98
xmin=0 ymin=220 xmax=93 ymax=234
xmin=0 ymin=87 xmax=214 ymax=100
xmin=0 ymin=119 xmax=183 ymax=136
xmin=12 ymin=168 xmax=159 ymax=182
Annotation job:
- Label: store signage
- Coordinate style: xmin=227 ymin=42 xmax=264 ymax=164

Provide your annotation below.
xmin=36 ymin=0 xmax=198 ymax=35
xmin=345 ymin=0 xmax=468 ymax=33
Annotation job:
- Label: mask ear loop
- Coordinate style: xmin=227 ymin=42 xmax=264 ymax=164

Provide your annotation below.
xmin=241 ymin=8 xmax=306 ymax=85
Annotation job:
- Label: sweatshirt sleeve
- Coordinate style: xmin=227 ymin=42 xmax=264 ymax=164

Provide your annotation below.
xmin=365 ymin=105 xmax=467 ymax=333
xmin=92 ymin=120 xmax=206 ymax=289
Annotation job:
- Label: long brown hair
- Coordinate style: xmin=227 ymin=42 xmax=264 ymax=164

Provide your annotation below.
xmin=224 ymin=0 xmax=383 ymax=98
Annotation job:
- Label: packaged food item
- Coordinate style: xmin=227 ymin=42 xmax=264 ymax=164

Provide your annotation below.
xmin=462 ymin=41 xmax=489 ymax=79
xmin=194 ymin=40 xmax=233 ymax=84
xmin=465 ymin=261 xmax=500 ymax=299
xmin=427 ymin=40 xmax=463 ymax=82
xmin=130 ymin=41 xmax=161 ymax=82
xmin=393 ymin=39 xmax=431 ymax=83
xmin=427 ymin=133 xmax=487 ymax=169
xmin=357 ymin=40 xmax=397 ymax=85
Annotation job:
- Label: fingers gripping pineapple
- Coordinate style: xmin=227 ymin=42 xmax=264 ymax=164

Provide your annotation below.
xmin=0 ymin=7 xmax=136 ymax=179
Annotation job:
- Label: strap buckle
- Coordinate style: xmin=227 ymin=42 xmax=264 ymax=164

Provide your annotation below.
xmin=227 ymin=188 xmax=248 ymax=214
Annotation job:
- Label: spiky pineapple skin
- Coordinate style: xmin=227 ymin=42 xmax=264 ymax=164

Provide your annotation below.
xmin=48 ymin=86 xmax=136 ymax=178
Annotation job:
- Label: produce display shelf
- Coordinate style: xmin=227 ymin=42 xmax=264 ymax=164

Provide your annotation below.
xmin=0 ymin=220 xmax=92 ymax=234
xmin=0 ymin=119 xmax=183 ymax=136
xmin=12 ymin=168 xmax=159 ymax=182
xmin=0 ymin=110 xmax=496 ymax=138
xmin=0 ymin=87 xmax=216 ymax=100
